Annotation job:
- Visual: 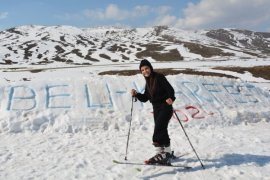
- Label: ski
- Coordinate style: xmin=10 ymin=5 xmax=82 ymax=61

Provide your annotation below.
xmin=170 ymin=151 xmax=188 ymax=160
xmin=113 ymin=160 xmax=192 ymax=169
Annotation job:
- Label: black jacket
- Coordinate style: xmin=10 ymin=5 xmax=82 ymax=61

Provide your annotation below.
xmin=136 ymin=72 xmax=176 ymax=105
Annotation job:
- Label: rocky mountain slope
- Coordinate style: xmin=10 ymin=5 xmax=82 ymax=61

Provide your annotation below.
xmin=0 ymin=25 xmax=269 ymax=66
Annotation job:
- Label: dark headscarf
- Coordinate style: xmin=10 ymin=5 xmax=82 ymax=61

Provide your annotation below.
xmin=139 ymin=59 xmax=153 ymax=72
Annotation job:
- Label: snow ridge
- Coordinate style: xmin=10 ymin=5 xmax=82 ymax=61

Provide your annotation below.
xmin=1 ymin=25 xmax=270 ymax=66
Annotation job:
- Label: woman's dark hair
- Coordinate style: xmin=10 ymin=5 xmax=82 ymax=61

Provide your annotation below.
xmin=139 ymin=59 xmax=156 ymax=97
xmin=145 ymin=72 xmax=156 ymax=98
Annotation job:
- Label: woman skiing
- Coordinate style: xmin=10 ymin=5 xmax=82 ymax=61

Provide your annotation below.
xmin=131 ymin=59 xmax=176 ymax=165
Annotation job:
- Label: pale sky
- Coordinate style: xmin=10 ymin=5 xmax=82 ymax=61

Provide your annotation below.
xmin=1 ymin=0 xmax=270 ymax=32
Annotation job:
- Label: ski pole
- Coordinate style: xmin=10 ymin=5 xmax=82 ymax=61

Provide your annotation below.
xmin=124 ymin=96 xmax=136 ymax=160
xmin=174 ymin=110 xmax=205 ymax=169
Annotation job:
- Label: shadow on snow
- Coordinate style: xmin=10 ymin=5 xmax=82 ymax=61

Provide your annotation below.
xmin=140 ymin=153 xmax=270 ymax=179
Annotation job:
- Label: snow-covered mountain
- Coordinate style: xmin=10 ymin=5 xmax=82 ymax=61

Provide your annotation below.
xmin=1 ymin=25 xmax=270 ymax=66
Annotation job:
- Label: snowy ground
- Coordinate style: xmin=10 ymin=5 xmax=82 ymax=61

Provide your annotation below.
xmin=0 ymin=60 xmax=270 ymax=180
xmin=1 ymin=121 xmax=269 ymax=180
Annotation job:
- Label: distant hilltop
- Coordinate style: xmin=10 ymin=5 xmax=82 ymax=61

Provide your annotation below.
xmin=0 ymin=25 xmax=270 ymax=66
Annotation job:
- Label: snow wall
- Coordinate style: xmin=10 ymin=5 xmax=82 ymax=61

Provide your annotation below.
xmin=0 ymin=75 xmax=269 ymax=133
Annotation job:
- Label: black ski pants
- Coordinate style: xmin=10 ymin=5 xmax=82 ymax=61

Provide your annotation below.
xmin=152 ymin=103 xmax=173 ymax=146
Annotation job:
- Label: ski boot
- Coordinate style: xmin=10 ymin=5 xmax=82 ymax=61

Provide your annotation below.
xmin=144 ymin=152 xmax=172 ymax=165
xmin=144 ymin=143 xmax=172 ymax=165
